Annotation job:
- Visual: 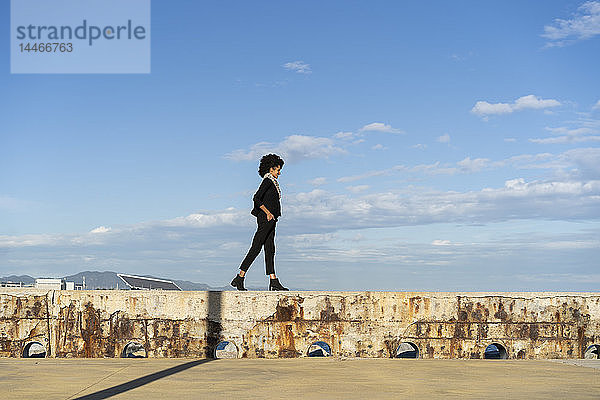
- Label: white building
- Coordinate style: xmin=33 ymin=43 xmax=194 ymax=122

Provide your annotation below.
xmin=1 ymin=281 xmax=33 ymax=288
xmin=34 ymin=278 xmax=78 ymax=290
xmin=35 ymin=278 xmax=63 ymax=290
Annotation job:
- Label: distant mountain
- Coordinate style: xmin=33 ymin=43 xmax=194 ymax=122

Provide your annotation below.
xmin=0 ymin=275 xmax=35 ymax=285
xmin=2 ymin=271 xmax=230 ymax=291
xmin=63 ymin=271 xmax=120 ymax=289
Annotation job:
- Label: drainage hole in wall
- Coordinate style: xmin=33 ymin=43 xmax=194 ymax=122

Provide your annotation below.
xmin=584 ymin=344 xmax=600 ymax=359
xmin=214 ymin=341 xmax=238 ymax=359
xmin=484 ymin=343 xmax=508 ymax=359
xmin=308 ymin=341 xmax=331 ymax=357
xmin=121 ymin=341 xmax=147 ymax=358
xmin=22 ymin=341 xmax=46 ymax=358
xmin=395 ymin=342 xmax=419 ymax=358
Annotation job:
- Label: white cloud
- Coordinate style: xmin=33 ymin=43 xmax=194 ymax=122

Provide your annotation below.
xmin=336 ymin=161 xmax=463 ymax=183
xmin=287 ymin=233 xmax=337 ymax=249
xmin=500 ymin=152 xmax=556 ymax=170
xmin=346 ymin=185 xmax=370 ymax=193
xmin=450 ymin=51 xmax=474 ymax=62
xmin=410 ymin=162 xmax=457 ymax=175
xmin=372 ymin=144 xmax=386 ymax=150
xmin=0 ymin=234 xmax=64 ymax=248
xmin=162 ymin=210 xmax=243 ymax=228
xmin=335 ymin=148 xmax=600 ymax=183
xmin=218 ymin=241 xmax=245 ymax=250
xmin=457 ymin=157 xmax=490 ymax=173
xmin=593 ymin=100 xmax=600 ymax=111
xmin=0 ymin=209 xmax=251 ymax=251
xmin=359 ymin=122 xmax=404 ymax=134
xmin=471 ymin=101 xmax=513 ymax=116
xmin=530 ymin=135 xmax=600 ymax=144
xmin=537 ymin=239 xmax=600 ymax=250
xmin=542 ymin=1 xmax=600 ymax=46
xmin=283 ymin=61 xmax=312 ymax=74
xmin=530 ymin=119 xmax=600 ymax=144
xmin=517 ymin=273 xmax=600 ymax=284
xmin=350 ymin=233 xmax=364 ymax=242
xmin=334 ymin=131 xmax=355 ymax=140
xmin=560 ymin=147 xmax=600 ymax=179
xmin=225 ymin=135 xmax=346 ymax=163
xmin=513 ymin=94 xmax=561 ymax=110
xmin=337 ymin=158 xmax=490 ymax=182
xmin=280 ymin=177 xmax=600 ymax=235
xmin=546 ymin=126 xmax=595 ymax=136
xmin=90 ymin=226 xmax=111 ymax=234
xmin=308 ymin=177 xmax=327 ymax=186
xmin=437 ymin=133 xmax=451 ymax=143
xmin=432 ymin=239 xmax=452 ymax=246
xmin=471 ymin=94 xmax=561 ymax=118
xmin=337 ymin=166 xmax=404 ymax=183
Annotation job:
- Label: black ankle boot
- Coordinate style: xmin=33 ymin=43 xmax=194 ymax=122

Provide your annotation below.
xmin=231 ymin=275 xmax=247 ymax=291
xmin=269 ymin=278 xmax=289 ymax=291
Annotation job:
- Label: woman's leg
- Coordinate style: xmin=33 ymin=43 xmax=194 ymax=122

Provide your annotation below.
xmin=239 ymin=217 xmax=274 ymax=273
xmin=265 ymin=224 xmax=288 ymax=290
xmin=263 ymin=223 xmax=276 ymax=276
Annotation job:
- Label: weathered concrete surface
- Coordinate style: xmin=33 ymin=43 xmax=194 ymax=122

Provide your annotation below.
xmin=551 ymin=359 xmax=600 ymax=370
xmin=1 ymin=289 xmax=599 ymax=359
xmin=1 ymin=359 xmax=600 ymax=399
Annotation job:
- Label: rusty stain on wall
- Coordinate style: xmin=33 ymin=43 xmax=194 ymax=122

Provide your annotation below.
xmin=1 ymin=290 xmax=599 ymax=359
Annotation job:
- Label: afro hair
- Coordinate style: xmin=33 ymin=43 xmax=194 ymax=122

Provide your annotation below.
xmin=258 ymin=154 xmax=285 ymax=177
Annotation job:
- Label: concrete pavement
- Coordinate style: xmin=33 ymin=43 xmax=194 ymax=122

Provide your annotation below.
xmin=1 ymin=358 xmax=599 ymax=399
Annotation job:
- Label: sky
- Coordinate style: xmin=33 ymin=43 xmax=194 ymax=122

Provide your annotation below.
xmin=1 ymin=1 xmax=599 ymax=291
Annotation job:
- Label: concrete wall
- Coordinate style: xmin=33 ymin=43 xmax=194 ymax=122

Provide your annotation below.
xmin=1 ymin=289 xmax=599 ymax=359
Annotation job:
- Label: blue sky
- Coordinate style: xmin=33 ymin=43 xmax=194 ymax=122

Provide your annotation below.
xmin=1 ymin=1 xmax=599 ymax=290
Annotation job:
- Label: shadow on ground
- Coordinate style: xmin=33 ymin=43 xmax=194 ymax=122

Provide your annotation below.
xmin=73 ymin=359 xmax=214 ymax=399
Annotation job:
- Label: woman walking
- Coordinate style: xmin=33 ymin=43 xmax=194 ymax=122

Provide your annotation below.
xmin=231 ymin=154 xmax=289 ymax=291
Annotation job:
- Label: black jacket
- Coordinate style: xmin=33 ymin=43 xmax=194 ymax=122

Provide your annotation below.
xmin=251 ymin=178 xmax=281 ymax=219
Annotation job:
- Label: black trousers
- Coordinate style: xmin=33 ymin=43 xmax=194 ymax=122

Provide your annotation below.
xmin=239 ymin=213 xmax=276 ymax=275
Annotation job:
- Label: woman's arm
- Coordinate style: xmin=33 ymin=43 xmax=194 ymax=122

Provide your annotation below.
xmin=259 ymin=204 xmax=274 ymax=220
xmin=253 ymin=179 xmax=274 ymax=220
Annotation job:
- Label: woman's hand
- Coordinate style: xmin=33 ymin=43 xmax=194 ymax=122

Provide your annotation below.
xmin=260 ymin=204 xmax=274 ymax=221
